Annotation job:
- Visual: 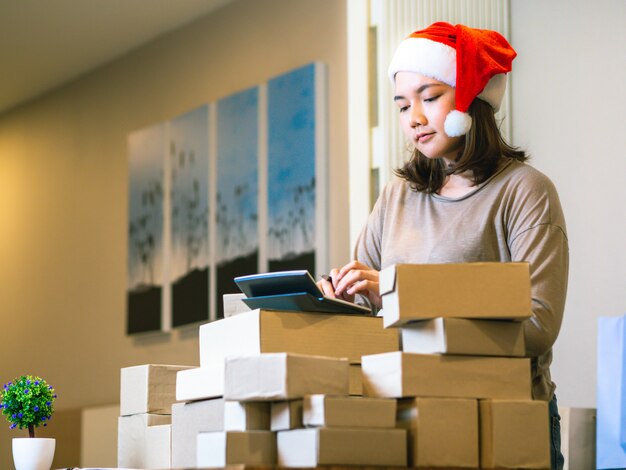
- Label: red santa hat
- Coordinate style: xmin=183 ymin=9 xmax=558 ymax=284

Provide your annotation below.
xmin=388 ymin=22 xmax=516 ymax=137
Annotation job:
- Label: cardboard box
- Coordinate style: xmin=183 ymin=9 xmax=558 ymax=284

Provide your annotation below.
xmin=349 ymin=364 xmax=362 ymax=396
xmin=197 ymin=431 xmax=276 ymax=466
xmin=362 ymin=351 xmax=531 ymax=399
xmin=271 ymin=400 xmax=303 ymax=431
xmin=224 ymin=353 xmax=349 ymax=401
xmin=397 ymin=397 xmax=478 ymax=468
xmin=277 ymin=427 xmax=407 ymax=467
xmin=401 ymin=317 xmax=525 ymax=356
xmin=199 ymin=309 xmax=398 ymax=367
xmin=176 ymin=365 xmax=223 ymax=401
xmin=380 ymin=263 xmax=531 ymax=327
xmin=120 ymin=364 xmax=192 ymax=416
xmin=145 ymin=424 xmax=171 ymax=469
xmin=224 ymin=401 xmax=271 ymax=431
xmin=117 ymin=413 xmax=171 ymax=468
xmin=171 ymin=398 xmax=224 ymax=468
xmin=480 ymin=399 xmax=550 ymax=469
xmin=560 ymin=406 xmax=596 ymax=470
xmin=223 ymin=293 xmax=251 ymax=318
xmin=303 ymin=394 xmax=396 ymax=428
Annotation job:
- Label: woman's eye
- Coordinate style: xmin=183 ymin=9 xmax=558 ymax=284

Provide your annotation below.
xmin=398 ymin=105 xmax=409 ymax=113
xmin=424 ymin=95 xmax=440 ymax=103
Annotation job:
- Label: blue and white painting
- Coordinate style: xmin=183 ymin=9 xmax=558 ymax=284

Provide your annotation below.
xmin=169 ymin=105 xmax=210 ymax=327
xmin=216 ymin=87 xmax=259 ymax=318
xmin=267 ymin=63 xmax=317 ymax=274
xmin=127 ymin=123 xmax=165 ymax=334
xmin=126 ymin=63 xmax=326 ymax=333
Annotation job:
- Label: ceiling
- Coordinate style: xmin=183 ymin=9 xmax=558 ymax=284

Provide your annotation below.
xmin=0 ymin=0 xmax=232 ymax=114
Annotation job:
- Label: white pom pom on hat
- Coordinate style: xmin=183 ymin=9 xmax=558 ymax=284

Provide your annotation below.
xmin=444 ymin=110 xmax=472 ymax=137
xmin=388 ymin=22 xmax=516 ymax=137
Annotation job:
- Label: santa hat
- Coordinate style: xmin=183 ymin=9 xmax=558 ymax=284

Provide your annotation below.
xmin=388 ymin=22 xmax=516 ymax=137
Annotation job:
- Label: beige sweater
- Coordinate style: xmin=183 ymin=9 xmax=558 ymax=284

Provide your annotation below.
xmin=355 ymin=158 xmax=569 ymax=401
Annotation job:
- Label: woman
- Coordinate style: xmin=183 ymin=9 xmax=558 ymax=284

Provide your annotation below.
xmin=319 ymin=22 xmax=568 ymax=469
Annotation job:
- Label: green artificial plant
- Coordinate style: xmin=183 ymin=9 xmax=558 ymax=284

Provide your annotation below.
xmin=0 ymin=375 xmax=56 ymax=437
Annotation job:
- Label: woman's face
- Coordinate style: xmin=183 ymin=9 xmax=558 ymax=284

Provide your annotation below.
xmin=394 ymin=71 xmax=464 ymax=163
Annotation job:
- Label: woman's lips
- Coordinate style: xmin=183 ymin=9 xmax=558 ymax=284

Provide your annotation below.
xmin=416 ymin=132 xmax=434 ymax=143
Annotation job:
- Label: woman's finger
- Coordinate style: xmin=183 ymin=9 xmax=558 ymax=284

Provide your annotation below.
xmin=317 ymin=277 xmax=336 ymax=298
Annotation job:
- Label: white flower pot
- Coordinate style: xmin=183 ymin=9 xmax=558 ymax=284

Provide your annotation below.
xmin=12 ymin=438 xmax=55 ymax=470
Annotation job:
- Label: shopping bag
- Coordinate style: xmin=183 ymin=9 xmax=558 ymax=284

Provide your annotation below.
xmin=597 ymin=315 xmax=626 ymax=469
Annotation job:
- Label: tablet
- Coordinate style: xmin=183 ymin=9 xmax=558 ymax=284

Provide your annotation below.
xmin=234 ymin=270 xmax=371 ymax=315
xmin=234 ymin=270 xmax=321 ymax=298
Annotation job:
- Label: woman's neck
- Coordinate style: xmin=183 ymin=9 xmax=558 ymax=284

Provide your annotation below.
xmin=438 ymin=171 xmax=475 ymax=198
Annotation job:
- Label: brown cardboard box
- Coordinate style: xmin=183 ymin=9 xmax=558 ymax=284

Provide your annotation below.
xmin=271 ymin=400 xmax=303 ymax=431
xmin=397 ymin=397 xmax=478 ymax=468
xmin=175 ymin=365 xmax=223 ymax=402
xmin=401 ymin=317 xmax=525 ymax=356
xmin=117 ymin=413 xmax=171 ymax=468
xmin=380 ymin=263 xmax=531 ymax=327
xmin=480 ymin=399 xmax=550 ymax=469
xmin=560 ymin=406 xmax=596 ymax=470
xmin=224 ymin=353 xmax=349 ymax=401
xmin=199 ymin=309 xmax=398 ymax=366
xmin=362 ymin=351 xmax=531 ymax=399
xmin=303 ymin=394 xmax=396 ymax=428
xmin=349 ymin=363 xmax=363 ymax=396
xmin=196 ymin=430 xmax=276 ymax=466
xmin=277 ymin=427 xmax=407 ymax=467
xmin=120 ymin=364 xmax=193 ymax=416
xmin=171 ymin=398 xmax=224 ymax=469
xmin=224 ymin=401 xmax=271 ymax=431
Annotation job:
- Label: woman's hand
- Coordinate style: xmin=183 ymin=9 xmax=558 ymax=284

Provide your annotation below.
xmin=317 ymin=260 xmax=382 ymax=308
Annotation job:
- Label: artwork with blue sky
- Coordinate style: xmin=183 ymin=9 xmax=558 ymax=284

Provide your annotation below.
xmin=128 ymin=123 xmax=165 ymax=290
xmin=267 ymin=64 xmax=316 ymax=269
xmin=169 ymin=105 xmax=210 ymax=326
xmin=170 ymin=105 xmax=209 ymax=281
xmin=126 ymin=62 xmax=325 ymax=330
xmin=215 ymin=87 xmax=259 ymax=317
xmin=127 ymin=123 xmax=165 ymax=333
xmin=216 ymin=87 xmax=259 ymax=266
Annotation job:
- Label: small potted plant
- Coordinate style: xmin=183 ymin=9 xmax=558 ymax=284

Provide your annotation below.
xmin=1 ymin=375 xmax=57 ymax=470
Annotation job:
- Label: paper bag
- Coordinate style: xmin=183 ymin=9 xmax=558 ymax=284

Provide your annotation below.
xmin=597 ymin=315 xmax=626 ymax=469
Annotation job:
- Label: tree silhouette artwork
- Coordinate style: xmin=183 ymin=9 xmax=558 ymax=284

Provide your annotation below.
xmin=170 ymin=142 xmax=208 ymax=276
xmin=268 ymin=176 xmax=315 ymax=262
xmin=128 ymin=179 xmax=163 ymax=287
xmin=167 ymin=105 xmax=211 ymax=327
xmin=127 ymin=176 xmax=163 ymax=334
xmin=216 ymin=183 xmax=257 ymax=264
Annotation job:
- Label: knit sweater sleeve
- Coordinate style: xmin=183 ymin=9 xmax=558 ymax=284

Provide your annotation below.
xmin=507 ymin=172 xmax=569 ymax=357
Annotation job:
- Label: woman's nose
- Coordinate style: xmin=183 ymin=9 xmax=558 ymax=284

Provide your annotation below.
xmin=409 ymin=105 xmax=426 ymax=127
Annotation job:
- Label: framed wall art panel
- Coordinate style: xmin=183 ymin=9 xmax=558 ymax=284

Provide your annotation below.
xmin=169 ymin=105 xmax=210 ymax=327
xmin=127 ymin=123 xmax=167 ymax=334
xmin=215 ymin=87 xmax=260 ymax=318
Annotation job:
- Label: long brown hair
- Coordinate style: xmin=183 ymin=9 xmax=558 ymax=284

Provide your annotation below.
xmin=394 ymin=99 xmax=528 ymax=193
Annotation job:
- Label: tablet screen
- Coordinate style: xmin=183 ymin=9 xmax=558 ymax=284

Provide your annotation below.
xmin=234 ymin=270 xmax=322 ymax=298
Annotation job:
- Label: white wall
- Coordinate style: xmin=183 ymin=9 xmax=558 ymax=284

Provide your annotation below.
xmin=511 ymin=0 xmax=626 ymax=407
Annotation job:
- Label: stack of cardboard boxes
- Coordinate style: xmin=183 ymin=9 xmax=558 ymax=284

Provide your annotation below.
xmin=363 ymin=262 xmax=551 ymax=469
xmin=196 ymin=352 xmax=352 ymax=466
xmin=275 ymin=393 xmax=406 ymax=467
xmin=118 ymin=308 xmax=399 ymax=468
xmin=118 ymin=262 xmax=553 ymax=469
xmin=118 ymin=364 xmax=192 ymax=468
